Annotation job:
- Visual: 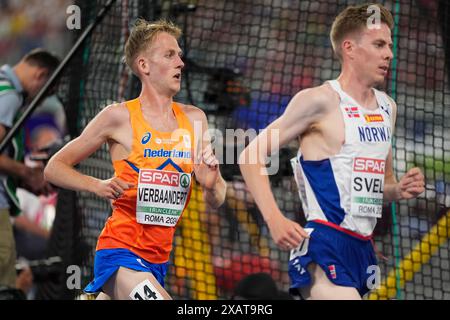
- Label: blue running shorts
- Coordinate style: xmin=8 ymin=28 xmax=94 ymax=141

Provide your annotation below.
xmin=84 ymin=248 xmax=169 ymax=294
xmin=289 ymin=220 xmax=378 ymax=297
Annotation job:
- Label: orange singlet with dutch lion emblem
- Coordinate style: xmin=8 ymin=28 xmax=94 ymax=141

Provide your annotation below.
xmin=96 ymin=98 xmax=194 ymax=263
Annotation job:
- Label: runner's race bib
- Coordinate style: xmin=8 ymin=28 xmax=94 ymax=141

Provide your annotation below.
xmin=350 ymin=157 xmax=385 ymax=218
xmin=136 ymin=169 xmax=191 ymax=226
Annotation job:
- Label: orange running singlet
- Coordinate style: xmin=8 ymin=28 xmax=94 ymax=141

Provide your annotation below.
xmin=96 ymin=98 xmax=194 ymax=263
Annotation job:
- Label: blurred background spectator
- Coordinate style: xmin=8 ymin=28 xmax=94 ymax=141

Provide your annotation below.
xmin=0 ymin=0 xmax=72 ymax=65
xmin=13 ymin=119 xmax=62 ymax=261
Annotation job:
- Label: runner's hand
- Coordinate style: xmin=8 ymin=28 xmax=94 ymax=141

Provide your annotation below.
xmin=95 ymin=177 xmax=135 ymax=200
xmin=194 ymin=144 xmax=220 ymax=190
xmin=396 ymin=167 xmax=425 ymax=199
xmin=267 ymin=214 xmax=310 ymax=251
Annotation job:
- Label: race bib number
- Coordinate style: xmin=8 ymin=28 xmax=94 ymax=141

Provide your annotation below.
xmin=129 ymin=279 xmax=164 ymax=300
xmin=350 ymin=157 xmax=385 ymax=218
xmin=136 ymin=169 xmax=191 ymax=226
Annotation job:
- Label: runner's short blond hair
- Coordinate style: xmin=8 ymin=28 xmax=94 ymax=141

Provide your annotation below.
xmin=124 ymin=19 xmax=182 ymax=74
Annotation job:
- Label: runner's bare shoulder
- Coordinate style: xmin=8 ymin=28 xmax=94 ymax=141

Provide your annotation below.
xmin=175 ymin=102 xmax=207 ymax=125
xmin=287 ymin=83 xmax=338 ymax=117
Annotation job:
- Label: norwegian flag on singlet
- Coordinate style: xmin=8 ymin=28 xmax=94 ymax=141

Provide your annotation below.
xmin=344 ymin=106 xmax=360 ymax=118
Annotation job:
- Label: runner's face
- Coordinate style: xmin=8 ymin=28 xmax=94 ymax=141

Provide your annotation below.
xmin=146 ymin=32 xmax=184 ymax=96
xmin=352 ymin=24 xmax=393 ymax=86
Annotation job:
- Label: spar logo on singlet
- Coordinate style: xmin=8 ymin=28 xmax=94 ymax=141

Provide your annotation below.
xmin=180 ymin=174 xmax=190 ymax=188
xmin=351 ymin=157 xmax=385 ymax=218
xmin=353 ymin=157 xmax=385 ymax=173
xmin=139 ymin=170 xmax=181 ymax=186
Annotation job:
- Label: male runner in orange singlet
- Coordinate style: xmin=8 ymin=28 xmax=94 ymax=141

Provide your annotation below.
xmin=45 ymin=19 xmax=227 ymax=300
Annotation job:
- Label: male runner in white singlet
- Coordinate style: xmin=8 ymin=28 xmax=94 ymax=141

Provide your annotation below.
xmin=239 ymin=3 xmax=425 ymax=299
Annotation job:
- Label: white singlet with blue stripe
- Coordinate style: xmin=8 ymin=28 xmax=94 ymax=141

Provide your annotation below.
xmin=291 ymin=80 xmax=394 ymax=237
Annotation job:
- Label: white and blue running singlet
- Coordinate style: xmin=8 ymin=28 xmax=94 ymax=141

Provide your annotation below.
xmin=291 ymin=80 xmax=393 ymax=237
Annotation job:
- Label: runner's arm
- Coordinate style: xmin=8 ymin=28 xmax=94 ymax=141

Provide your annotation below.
xmin=239 ymin=89 xmax=327 ymax=248
xmin=44 ymin=105 xmax=130 ymax=198
xmin=191 ymin=108 xmax=226 ymax=208
xmin=383 ymin=98 xmax=425 ymax=201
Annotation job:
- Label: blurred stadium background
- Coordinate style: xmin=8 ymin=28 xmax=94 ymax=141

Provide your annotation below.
xmin=1 ymin=0 xmax=449 ymax=299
